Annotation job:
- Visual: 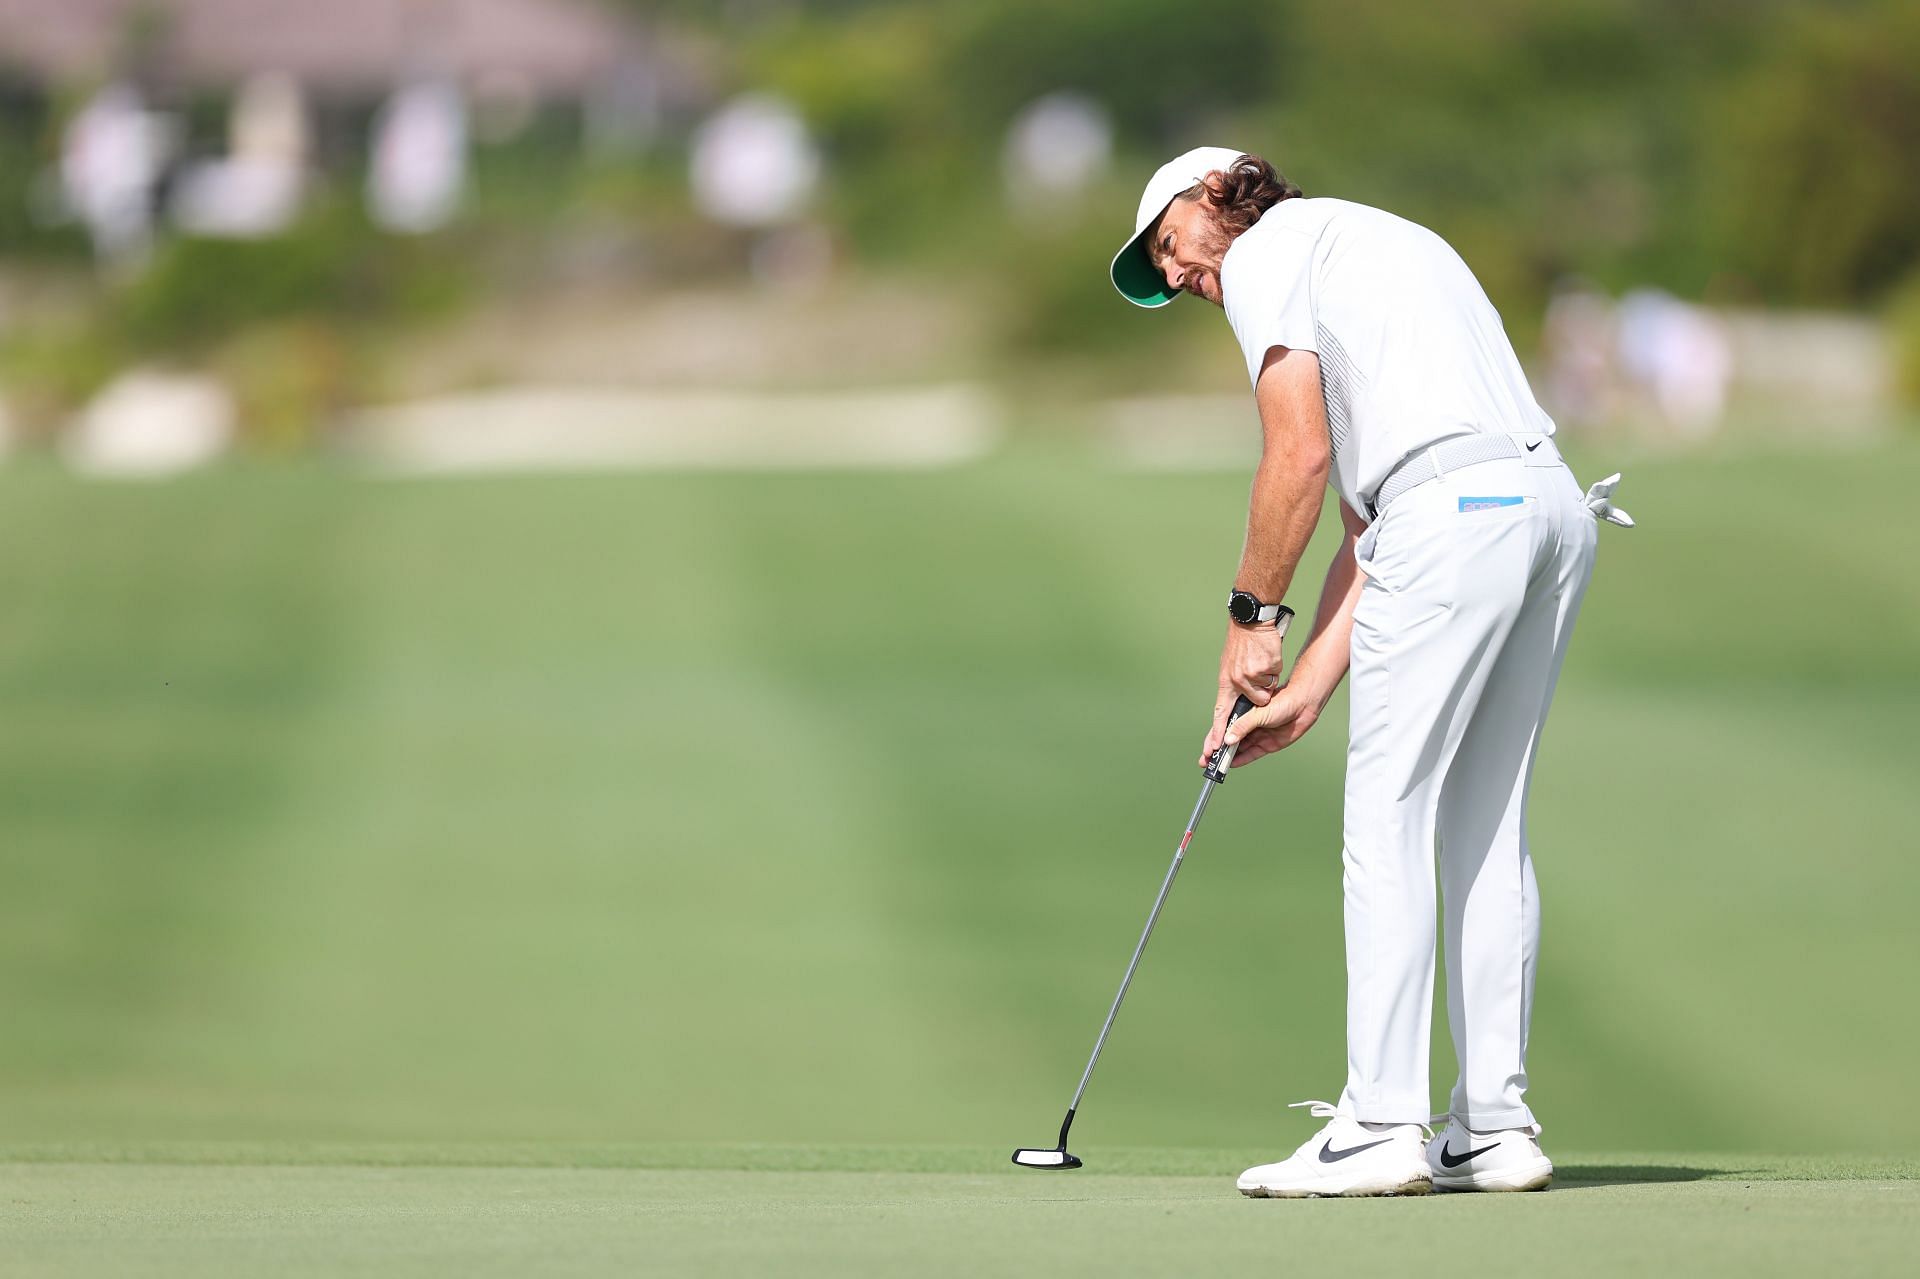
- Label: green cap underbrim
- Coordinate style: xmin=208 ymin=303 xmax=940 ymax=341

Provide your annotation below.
xmin=1110 ymin=228 xmax=1179 ymax=308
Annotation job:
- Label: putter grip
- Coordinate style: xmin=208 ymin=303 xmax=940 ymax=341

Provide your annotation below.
xmin=1203 ymin=695 xmax=1257 ymax=783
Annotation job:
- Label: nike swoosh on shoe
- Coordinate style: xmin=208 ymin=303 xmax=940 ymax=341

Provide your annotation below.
xmin=1318 ymin=1138 xmax=1393 ymax=1164
xmin=1438 ymin=1143 xmax=1499 ymax=1169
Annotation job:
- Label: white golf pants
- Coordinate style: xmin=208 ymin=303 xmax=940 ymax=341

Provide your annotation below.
xmin=1337 ymin=440 xmax=1597 ymax=1131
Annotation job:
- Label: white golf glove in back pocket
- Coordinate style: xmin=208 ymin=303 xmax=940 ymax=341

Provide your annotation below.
xmin=1583 ymin=473 xmax=1635 ymax=528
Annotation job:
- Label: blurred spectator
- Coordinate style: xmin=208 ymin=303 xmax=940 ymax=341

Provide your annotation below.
xmin=690 ymin=93 xmax=828 ymax=289
xmin=170 ymin=72 xmax=309 ymax=238
xmin=60 ymin=82 xmax=174 ymax=269
xmin=1617 ymin=288 xmax=1733 ymax=437
xmin=689 ymin=94 xmax=820 ymax=229
xmin=368 ymin=79 xmax=469 ymax=235
xmin=1002 ymin=92 xmax=1113 ymax=213
xmin=1541 ymin=279 xmax=1615 ymax=429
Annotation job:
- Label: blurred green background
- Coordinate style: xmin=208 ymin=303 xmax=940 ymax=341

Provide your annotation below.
xmin=0 ymin=0 xmax=1917 ymax=1165
xmin=3 ymin=439 xmax=1917 ymax=1156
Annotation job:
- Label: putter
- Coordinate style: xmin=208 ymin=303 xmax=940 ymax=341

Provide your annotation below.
xmin=1012 ymin=687 xmax=1266 ymax=1170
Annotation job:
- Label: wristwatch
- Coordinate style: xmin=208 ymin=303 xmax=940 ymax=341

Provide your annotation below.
xmin=1228 ymin=590 xmax=1295 ymax=630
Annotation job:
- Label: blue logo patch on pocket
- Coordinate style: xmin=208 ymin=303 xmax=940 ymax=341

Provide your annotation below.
xmin=1459 ymin=496 xmax=1525 ymax=512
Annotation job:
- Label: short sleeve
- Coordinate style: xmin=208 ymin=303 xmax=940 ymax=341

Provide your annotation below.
xmin=1222 ymin=221 xmax=1319 ymax=385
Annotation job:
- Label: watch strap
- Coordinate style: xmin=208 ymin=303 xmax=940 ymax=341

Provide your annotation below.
xmin=1230 ymin=590 xmax=1296 ymax=633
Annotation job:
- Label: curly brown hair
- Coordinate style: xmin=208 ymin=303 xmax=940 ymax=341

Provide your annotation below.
xmin=1186 ymin=154 xmax=1303 ymax=237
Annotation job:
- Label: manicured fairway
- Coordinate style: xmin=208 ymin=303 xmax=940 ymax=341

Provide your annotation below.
xmin=2 ymin=1147 xmax=1915 ymax=1278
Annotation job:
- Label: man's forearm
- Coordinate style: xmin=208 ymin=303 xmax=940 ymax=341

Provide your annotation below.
xmin=1203 ymin=348 xmax=1333 ymax=751
xmin=1290 ymin=530 xmax=1366 ymax=705
xmin=1234 ymin=453 xmax=1327 ymax=604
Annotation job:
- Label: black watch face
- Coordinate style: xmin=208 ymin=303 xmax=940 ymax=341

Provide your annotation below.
xmin=1229 ymin=592 xmax=1257 ymax=624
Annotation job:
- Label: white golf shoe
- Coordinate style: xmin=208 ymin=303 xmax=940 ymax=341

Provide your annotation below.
xmin=1237 ymin=1101 xmax=1433 ymax=1198
xmin=1426 ymin=1119 xmax=1554 ymax=1192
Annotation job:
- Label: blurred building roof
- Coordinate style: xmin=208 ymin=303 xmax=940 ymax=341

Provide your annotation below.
xmin=0 ymin=0 xmax=655 ymax=96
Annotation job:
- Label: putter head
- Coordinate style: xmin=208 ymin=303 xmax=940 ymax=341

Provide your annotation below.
xmin=1011 ymin=1147 xmax=1083 ymax=1170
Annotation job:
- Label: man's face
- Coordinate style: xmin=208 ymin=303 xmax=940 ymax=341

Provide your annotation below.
xmin=1147 ymin=189 xmax=1233 ymax=308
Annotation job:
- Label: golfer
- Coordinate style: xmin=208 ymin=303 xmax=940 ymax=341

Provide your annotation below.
xmin=1109 ymin=148 xmax=1632 ymax=1197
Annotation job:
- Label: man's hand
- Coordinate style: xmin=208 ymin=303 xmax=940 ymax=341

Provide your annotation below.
xmin=1220 ymin=682 xmax=1324 ymax=767
xmin=1198 ymin=623 xmax=1287 ymax=767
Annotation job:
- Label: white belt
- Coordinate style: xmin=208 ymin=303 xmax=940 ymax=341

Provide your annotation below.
xmin=1364 ymin=433 xmax=1637 ymax=528
xmin=1366 ymin=433 xmax=1527 ymax=520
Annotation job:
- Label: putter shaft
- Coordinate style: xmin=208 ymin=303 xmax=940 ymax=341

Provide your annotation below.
xmin=1017 ymin=689 xmax=1265 ymax=1167
xmin=1062 ymin=733 xmax=1240 ymax=1129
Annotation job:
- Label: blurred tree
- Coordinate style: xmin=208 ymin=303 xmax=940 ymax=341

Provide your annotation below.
xmin=116 ymin=201 xmax=468 ymax=353
xmin=1710 ymin=0 xmax=1920 ymax=304
xmin=941 ymin=0 xmax=1287 ymax=143
xmin=1261 ymin=0 xmax=1789 ymax=332
xmin=741 ymin=0 xmax=1288 ymax=260
xmin=703 ymin=0 xmax=1878 ymax=357
xmin=1890 ymin=274 xmax=1920 ymax=408
xmin=0 ymin=74 xmax=89 ymax=261
xmin=11 ymin=0 xmax=1917 ymax=407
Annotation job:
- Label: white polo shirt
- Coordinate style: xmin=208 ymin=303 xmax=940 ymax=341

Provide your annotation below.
xmin=1220 ymin=197 xmax=1554 ymax=516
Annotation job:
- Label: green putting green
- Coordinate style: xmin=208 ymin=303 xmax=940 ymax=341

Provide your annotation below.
xmin=0 ymin=432 xmax=1916 ymax=1274
xmin=1 ymin=1146 xmax=1914 ymax=1277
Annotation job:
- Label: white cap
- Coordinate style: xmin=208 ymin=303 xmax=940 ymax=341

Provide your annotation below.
xmin=1109 ymin=146 xmax=1247 ymax=308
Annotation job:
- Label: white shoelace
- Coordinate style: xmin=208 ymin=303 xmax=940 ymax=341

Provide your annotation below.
xmin=1290 ymin=1099 xmax=1434 ymax=1140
